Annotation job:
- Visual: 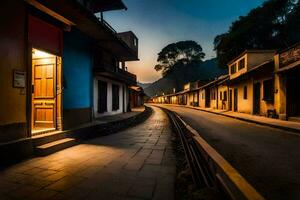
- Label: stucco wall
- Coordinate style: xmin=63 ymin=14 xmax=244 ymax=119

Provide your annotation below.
xmin=256 ymin=77 xmax=275 ymax=116
xmin=230 ymin=79 xmax=253 ymax=114
xmin=199 ymin=89 xmax=206 ymax=108
xmin=209 ymin=88 xmax=218 ymax=109
xmin=217 ymin=85 xmax=229 ymax=110
xmin=0 ymin=0 xmax=28 ymax=142
xmin=63 ymin=29 xmax=93 ymax=110
xmin=0 ymin=1 xmax=26 ymax=126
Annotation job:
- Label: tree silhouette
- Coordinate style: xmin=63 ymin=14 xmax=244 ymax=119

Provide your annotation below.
xmin=214 ymin=0 xmax=300 ymax=68
xmin=154 ymin=41 xmax=205 ymax=77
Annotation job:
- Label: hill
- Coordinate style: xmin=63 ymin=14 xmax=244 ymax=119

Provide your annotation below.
xmin=137 ymin=82 xmax=151 ymax=90
xmin=144 ymin=58 xmax=227 ymax=97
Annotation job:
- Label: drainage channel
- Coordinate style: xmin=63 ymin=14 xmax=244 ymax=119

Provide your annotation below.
xmin=159 ymin=106 xmax=265 ymax=200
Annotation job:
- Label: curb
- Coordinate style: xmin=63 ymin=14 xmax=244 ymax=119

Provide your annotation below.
xmin=162 ymin=104 xmax=300 ymax=134
xmin=159 ymin=106 xmax=265 ymax=200
xmin=68 ymin=106 xmax=153 ymax=140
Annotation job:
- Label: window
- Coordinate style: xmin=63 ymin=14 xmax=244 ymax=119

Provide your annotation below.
xmin=230 ymin=63 xmax=237 ymax=74
xmin=223 ymin=91 xmax=227 ymax=101
xmin=112 ymin=84 xmax=120 ymax=111
xmin=263 ymin=79 xmax=274 ymax=102
xmin=134 ymin=37 xmax=137 ymax=47
xmin=243 ymin=86 xmax=247 ymax=99
xmin=220 ymin=91 xmax=222 ymax=100
xmin=238 ymin=58 xmax=245 ymax=70
xmin=98 ymin=81 xmax=107 ymax=113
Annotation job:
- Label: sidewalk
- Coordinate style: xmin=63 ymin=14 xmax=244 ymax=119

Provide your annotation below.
xmin=0 ymin=106 xmax=176 ymax=200
xmin=0 ymin=106 xmax=151 ymax=163
xmin=162 ymin=104 xmax=300 ymax=133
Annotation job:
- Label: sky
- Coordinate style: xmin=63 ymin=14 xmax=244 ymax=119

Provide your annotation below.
xmin=105 ymin=0 xmax=266 ymax=83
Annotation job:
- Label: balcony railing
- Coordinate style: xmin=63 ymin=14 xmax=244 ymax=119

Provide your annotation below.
xmin=94 ymin=63 xmax=137 ymax=85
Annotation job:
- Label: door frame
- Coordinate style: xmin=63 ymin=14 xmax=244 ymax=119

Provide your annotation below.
xmin=233 ymin=88 xmax=238 ymax=112
xmin=253 ymin=82 xmax=261 ymax=115
xmin=28 ymin=46 xmax=63 ymax=136
xmin=229 ymin=89 xmax=232 ymax=111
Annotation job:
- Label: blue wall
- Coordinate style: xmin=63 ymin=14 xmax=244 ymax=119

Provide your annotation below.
xmin=63 ymin=29 xmax=93 ymax=109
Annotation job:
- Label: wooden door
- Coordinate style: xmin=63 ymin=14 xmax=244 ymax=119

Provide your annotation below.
xmin=32 ymin=58 xmax=56 ymax=129
xmin=253 ymin=83 xmax=261 ymax=115
xmin=229 ymin=90 xmax=232 ymax=110
xmin=233 ymin=88 xmax=238 ymax=112
xmin=287 ymin=71 xmax=300 ymax=117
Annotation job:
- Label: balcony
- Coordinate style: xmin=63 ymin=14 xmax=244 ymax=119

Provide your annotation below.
xmin=94 ymin=63 xmax=137 ymax=86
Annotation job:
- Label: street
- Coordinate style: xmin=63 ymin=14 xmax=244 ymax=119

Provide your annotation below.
xmin=155 ymin=104 xmax=300 ymax=200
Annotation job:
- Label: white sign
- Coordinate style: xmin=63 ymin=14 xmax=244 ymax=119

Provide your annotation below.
xmin=13 ymin=70 xmax=26 ymax=88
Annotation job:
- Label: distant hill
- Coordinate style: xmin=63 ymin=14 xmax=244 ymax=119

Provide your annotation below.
xmin=144 ymin=58 xmax=227 ymax=97
xmin=137 ymin=82 xmax=152 ymax=90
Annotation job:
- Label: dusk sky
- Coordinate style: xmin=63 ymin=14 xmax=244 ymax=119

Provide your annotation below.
xmin=105 ymin=0 xmax=266 ymax=83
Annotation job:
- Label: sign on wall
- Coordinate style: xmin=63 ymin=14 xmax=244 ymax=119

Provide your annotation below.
xmin=13 ymin=70 xmax=26 ymax=88
xmin=279 ymin=44 xmax=300 ymax=68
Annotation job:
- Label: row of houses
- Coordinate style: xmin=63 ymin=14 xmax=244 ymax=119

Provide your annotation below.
xmin=151 ymin=45 xmax=300 ymax=122
xmin=0 ymin=0 xmax=144 ymax=144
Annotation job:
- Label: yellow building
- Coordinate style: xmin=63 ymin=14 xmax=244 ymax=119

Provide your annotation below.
xmin=228 ymin=50 xmax=276 ymax=116
xmin=274 ymin=43 xmax=300 ymax=121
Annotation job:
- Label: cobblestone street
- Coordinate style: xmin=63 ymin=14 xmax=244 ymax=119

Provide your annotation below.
xmin=0 ymin=106 xmax=176 ymax=200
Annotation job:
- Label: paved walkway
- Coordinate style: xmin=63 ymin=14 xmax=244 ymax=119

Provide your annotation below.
xmin=0 ymin=106 xmax=176 ymax=200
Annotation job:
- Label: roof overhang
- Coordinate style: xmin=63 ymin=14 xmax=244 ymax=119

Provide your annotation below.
xmin=94 ymin=68 xmax=137 ymax=86
xmin=227 ymin=50 xmax=275 ymax=66
xmin=230 ymin=60 xmax=274 ymax=83
xmin=93 ymin=0 xmax=127 ymax=12
xmin=26 ymin=0 xmax=138 ymax=61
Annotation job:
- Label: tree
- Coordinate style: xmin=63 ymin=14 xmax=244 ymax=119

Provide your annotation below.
xmin=154 ymin=41 xmax=205 ymax=77
xmin=214 ymin=0 xmax=300 ymax=68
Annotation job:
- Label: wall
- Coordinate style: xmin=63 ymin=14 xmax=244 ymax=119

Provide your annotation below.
xmin=218 ymin=84 xmax=229 ymax=110
xmin=0 ymin=0 xmax=28 ymax=142
xmin=258 ymin=77 xmax=275 ymax=116
xmin=210 ymin=87 xmax=218 ymax=109
xmin=93 ymin=76 xmax=127 ymax=117
xmin=199 ymin=89 xmax=206 ymax=108
xmin=230 ymin=79 xmax=253 ymax=114
xmin=229 ymin=54 xmax=248 ymax=80
xmin=63 ymin=29 xmax=93 ymax=128
xmin=248 ymin=52 xmax=274 ymax=69
xmin=274 ymin=54 xmax=287 ymax=120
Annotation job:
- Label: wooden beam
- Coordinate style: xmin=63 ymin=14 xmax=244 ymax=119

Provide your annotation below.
xmin=24 ymin=0 xmax=76 ymax=26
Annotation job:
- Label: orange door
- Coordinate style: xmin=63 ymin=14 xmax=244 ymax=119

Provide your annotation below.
xmin=32 ymin=57 xmax=56 ymax=129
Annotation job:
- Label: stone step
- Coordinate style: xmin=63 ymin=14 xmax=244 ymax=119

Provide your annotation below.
xmin=32 ymin=131 xmax=67 ymax=147
xmin=35 ymin=138 xmax=77 ymax=156
xmin=289 ymin=117 xmax=300 ymax=123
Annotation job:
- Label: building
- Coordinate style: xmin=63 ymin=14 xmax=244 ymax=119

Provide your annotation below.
xmin=196 ymin=75 xmax=228 ymax=109
xmin=150 ymin=46 xmax=300 ymax=123
xmin=0 ymin=0 xmax=138 ymax=144
xmin=274 ymin=43 xmax=300 ymax=121
xmin=129 ymin=86 xmax=146 ymax=108
xmin=227 ymin=50 xmax=275 ymax=115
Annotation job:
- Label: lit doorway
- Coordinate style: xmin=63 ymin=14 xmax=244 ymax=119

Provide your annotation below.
xmin=31 ymin=48 xmax=62 ymax=135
